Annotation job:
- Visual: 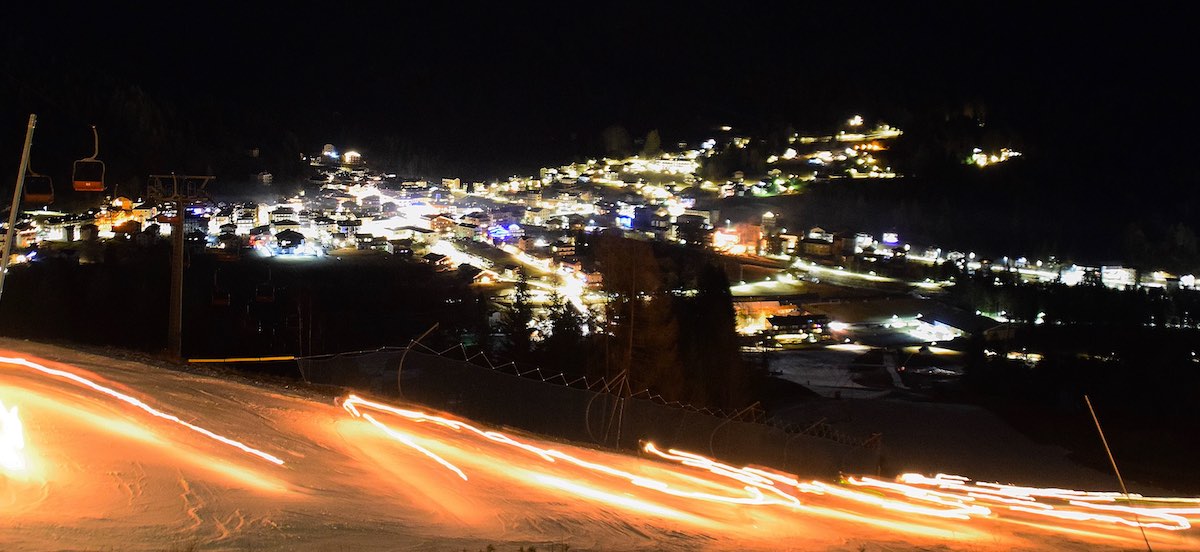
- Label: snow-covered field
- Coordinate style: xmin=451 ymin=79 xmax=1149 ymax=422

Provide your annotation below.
xmin=2 ymin=338 xmax=1198 ymax=551
xmin=768 ymin=347 xmax=891 ymax=399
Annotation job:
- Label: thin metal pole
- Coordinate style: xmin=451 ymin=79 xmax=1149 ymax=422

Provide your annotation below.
xmin=614 ymin=395 xmax=624 ymax=449
xmin=0 ymin=114 xmax=37 ymax=304
xmin=1084 ymin=394 xmax=1152 ymax=552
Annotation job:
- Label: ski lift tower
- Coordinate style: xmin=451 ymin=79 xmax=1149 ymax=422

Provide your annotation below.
xmin=148 ymin=174 xmax=214 ymax=361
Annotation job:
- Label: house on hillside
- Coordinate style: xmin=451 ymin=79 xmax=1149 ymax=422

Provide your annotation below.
xmin=452 ymin=222 xmax=480 ymax=240
xmin=431 ymin=214 xmax=458 ymax=233
xmin=275 ymin=229 xmax=306 ymax=253
xmin=423 ymin=252 xmax=452 ymax=270
xmin=337 ymin=218 xmax=363 ymax=235
xmin=270 ymin=206 xmax=298 ymax=223
xmin=457 ymin=263 xmax=491 ymax=284
xmin=765 ymin=314 xmax=833 ymax=345
xmin=801 ymin=237 xmax=833 ymax=257
xmin=396 ymin=226 xmax=438 ymax=247
xmin=390 ymin=239 xmax=414 ymax=257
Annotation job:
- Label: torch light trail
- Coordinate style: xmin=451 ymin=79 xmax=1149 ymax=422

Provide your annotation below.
xmin=0 ymin=398 xmax=25 ymax=473
xmin=871 ymin=473 xmax=1200 ymax=531
xmin=343 ymin=394 xmax=798 ymax=507
xmin=342 ymin=393 xmax=1200 ymax=540
xmin=0 ymin=356 xmax=284 ymax=466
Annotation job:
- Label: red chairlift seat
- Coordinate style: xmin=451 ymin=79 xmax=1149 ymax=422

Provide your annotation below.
xmin=73 ymin=160 xmax=105 ymax=192
xmin=23 ymin=171 xmax=54 ymax=205
xmin=72 ymin=125 xmax=106 ymax=192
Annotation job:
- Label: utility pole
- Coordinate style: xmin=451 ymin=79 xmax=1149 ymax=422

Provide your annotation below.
xmin=0 ymin=115 xmax=36 ymax=304
xmin=148 ymin=174 xmax=213 ymax=361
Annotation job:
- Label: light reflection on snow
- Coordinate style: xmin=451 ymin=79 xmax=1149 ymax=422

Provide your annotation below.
xmin=0 ymin=356 xmax=284 ymax=465
xmin=0 ymin=398 xmax=26 ymax=473
xmin=3 ymin=349 xmax=1200 ymax=550
xmin=342 ymin=393 xmax=1200 ymax=543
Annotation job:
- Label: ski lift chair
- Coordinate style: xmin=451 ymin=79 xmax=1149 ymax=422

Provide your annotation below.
xmin=24 ymin=170 xmax=53 ymax=205
xmin=73 ymin=125 xmax=106 ymax=192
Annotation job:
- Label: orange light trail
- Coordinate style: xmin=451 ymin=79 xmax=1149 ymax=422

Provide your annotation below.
xmin=0 ymin=356 xmax=284 ymax=466
xmin=645 ymin=445 xmax=991 ymax=520
xmin=342 ymin=395 xmax=798 ymax=506
xmin=342 ymin=393 xmax=1200 ymax=541
xmin=867 ymin=473 xmax=1200 ymax=531
xmin=533 ymin=474 xmax=699 ymax=521
xmin=0 ymin=398 xmax=26 ymax=473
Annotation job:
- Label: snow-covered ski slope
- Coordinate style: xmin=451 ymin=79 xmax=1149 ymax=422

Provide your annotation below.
xmin=2 ymin=339 xmax=1198 ymax=551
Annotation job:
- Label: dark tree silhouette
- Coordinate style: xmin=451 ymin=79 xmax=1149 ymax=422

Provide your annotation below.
xmin=601 ymin=125 xmax=633 ymax=158
xmin=500 ymin=270 xmax=534 ymax=360
xmin=641 ymin=129 xmax=662 ymax=158
xmin=594 ymin=234 xmax=684 ymax=400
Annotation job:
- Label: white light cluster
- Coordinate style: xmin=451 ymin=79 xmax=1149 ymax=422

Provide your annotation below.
xmin=969 ymin=147 xmax=1021 ymax=167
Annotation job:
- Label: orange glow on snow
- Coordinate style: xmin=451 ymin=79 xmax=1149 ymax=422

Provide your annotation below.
xmin=0 ymin=356 xmax=284 ymax=466
xmin=533 ymin=474 xmax=698 ymax=521
xmin=3 ymin=345 xmax=1199 ymax=550
xmin=342 ymin=393 xmax=1200 ymax=544
xmin=0 ymin=398 xmax=26 ymax=473
xmin=880 ymin=473 xmax=1200 ymax=531
xmin=342 ymin=395 xmax=800 ymax=509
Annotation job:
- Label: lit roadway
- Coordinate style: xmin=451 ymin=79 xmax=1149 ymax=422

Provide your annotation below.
xmin=729 ymin=254 xmax=947 ymax=296
xmin=448 ymin=240 xmax=598 ymax=315
xmin=907 ymin=252 xmax=1065 ymax=284
xmin=2 ymin=340 xmax=1198 ymax=550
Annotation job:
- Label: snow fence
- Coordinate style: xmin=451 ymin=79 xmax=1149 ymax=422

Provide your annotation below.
xmin=297 ymin=348 xmax=882 ymax=479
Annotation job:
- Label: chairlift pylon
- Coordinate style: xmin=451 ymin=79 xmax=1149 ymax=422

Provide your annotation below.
xmin=72 ymin=125 xmax=105 ymax=192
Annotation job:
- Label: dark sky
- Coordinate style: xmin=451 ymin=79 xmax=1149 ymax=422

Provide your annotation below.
xmin=1 ymin=4 xmax=1195 ymax=181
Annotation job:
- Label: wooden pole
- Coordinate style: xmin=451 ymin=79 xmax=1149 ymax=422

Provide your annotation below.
xmin=397 ymin=323 xmax=438 ymax=397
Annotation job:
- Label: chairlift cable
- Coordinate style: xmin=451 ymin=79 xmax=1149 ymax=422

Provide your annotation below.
xmin=86 ymin=124 xmax=100 ymax=160
xmin=73 ymin=125 xmax=106 ymax=193
xmin=26 ymin=152 xmax=45 ymax=178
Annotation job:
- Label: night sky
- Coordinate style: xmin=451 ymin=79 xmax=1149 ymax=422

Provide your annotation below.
xmin=1 ymin=4 xmax=1195 ymax=184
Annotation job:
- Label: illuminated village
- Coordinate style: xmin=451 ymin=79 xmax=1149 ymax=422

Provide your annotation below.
xmin=5 ymin=116 xmax=1193 ymax=354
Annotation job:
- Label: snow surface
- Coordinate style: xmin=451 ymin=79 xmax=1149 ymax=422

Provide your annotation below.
xmin=2 ymin=338 xmax=1198 ymax=551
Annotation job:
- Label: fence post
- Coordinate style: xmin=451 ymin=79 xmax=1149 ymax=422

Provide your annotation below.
xmin=397 ymin=324 xmax=438 ymax=398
